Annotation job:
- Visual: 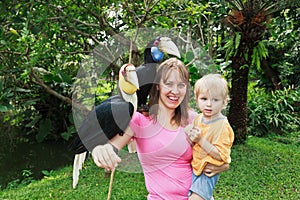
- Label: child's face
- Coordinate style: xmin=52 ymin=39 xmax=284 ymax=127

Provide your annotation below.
xmin=196 ymin=89 xmax=225 ymax=120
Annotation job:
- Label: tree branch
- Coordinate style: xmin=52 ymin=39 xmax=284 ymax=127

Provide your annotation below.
xmin=30 ymin=69 xmax=72 ymax=104
xmin=30 ymin=69 xmax=91 ymax=115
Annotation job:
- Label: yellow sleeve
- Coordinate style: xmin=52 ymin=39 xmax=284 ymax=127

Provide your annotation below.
xmin=213 ymin=121 xmax=234 ymax=163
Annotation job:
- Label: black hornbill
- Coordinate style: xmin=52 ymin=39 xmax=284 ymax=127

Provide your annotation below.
xmin=70 ymin=37 xmax=180 ymax=188
xmin=136 ymin=36 xmax=181 ymax=112
xmin=71 ymin=63 xmax=139 ymax=188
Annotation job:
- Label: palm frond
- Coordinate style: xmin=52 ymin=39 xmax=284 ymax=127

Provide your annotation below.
xmin=227 ymin=0 xmax=244 ymax=11
xmin=236 ymin=0 xmax=245 ymax=10
xmin=260 ymin=0 xmax=279 ymax=16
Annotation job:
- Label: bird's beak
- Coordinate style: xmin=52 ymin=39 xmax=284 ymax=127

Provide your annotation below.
xmin=159 ymin=37 xmax=181 ymax=58
xmin=127 ymin=69 xmax=139 ymax=91
xmin=119 ymin=65 xmax=140 ymax=95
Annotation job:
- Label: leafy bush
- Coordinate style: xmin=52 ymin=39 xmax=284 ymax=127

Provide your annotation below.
xmin=247 ymin=85 xmax=300 ymax=137
xmin=5 ymin=170 xmax=35 ymax=190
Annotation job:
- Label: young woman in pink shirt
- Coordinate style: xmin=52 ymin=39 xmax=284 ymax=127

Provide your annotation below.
xmin=92 ymin=58 xmax=229 ymax=199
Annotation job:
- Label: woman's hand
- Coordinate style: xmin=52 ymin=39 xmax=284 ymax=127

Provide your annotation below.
xmin=92 ymin=143 xmax=121 ymax=171
xmin=203 ymin=163 xmax=229 ymax=177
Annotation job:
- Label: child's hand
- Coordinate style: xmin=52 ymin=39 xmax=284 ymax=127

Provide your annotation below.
xmin=184 ymin=124 xmax=194 ymax=145
xmin=184 ymin=124 xmax=202 ymax=143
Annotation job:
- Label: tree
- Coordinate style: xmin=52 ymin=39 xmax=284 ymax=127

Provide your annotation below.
xmin=1 ymin=0 xmax=299 ymax=143
xmin=0 ymin=0 xmax=212 ymax=142
xmin=222 ymin=0 xmax=299 ymax=143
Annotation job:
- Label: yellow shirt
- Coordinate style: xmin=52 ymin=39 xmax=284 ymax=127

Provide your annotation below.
xmin=191 ymin=114 xmax=234 ymax=176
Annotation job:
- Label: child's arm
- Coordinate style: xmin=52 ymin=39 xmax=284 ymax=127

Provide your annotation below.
xmin=185 ymin=125 xmax=223 ymax=161
xmin=197 ymin=137 xmax=223 ymax=161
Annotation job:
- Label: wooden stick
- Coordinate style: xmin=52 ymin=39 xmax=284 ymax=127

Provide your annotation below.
xmin=129 ymin=39 xmax=133 ymax=64
xmin=106 ymin=27 xmax=139 ymax=200
xmin=107 ymin=170 xmax=115 ymax=200
xmin=128 ymin=27 xmax=139 ymax=64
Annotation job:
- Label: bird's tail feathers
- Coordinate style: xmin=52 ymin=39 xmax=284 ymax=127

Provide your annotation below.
xmin=72 ymin=151 xmax=87 ymax=188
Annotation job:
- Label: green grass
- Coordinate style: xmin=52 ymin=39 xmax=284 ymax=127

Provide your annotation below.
xmin=215 ymin=136 xmax=299 ymax=199
xmin=0 ymin=136 xmax=299 ymax=200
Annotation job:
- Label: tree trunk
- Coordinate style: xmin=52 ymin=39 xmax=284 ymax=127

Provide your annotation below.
xmin=228 ymin=55 xmax=249 ymax=144
xmin=261 ymin=59 xmax=282 ymax=91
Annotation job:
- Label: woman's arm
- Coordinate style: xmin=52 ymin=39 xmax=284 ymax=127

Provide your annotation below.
xmin=92 ymin=127 xmax=133 ymax=171
xmin=203 ymin=163 xmax=229 ymax=177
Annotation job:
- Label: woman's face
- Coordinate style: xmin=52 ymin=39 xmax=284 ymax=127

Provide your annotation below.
xmin=158 ymin=69 xmax=187 ymax=111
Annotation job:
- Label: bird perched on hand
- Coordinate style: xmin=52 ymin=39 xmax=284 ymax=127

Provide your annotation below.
xmin=136 ymin=36 xmax=181 ymax=112
xmin=70 ymin=63 xmax=139 ymax=188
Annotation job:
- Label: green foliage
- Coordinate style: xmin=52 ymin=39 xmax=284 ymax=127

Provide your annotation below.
xmin=20 ymin=170 xmax=35 ymax=186
xmin=95 ymin=80 xmax=116 ymax=104
xmin=0 ymin=80 xmax=13 ymax=112
xmin=5 ymin=169 xmax=35 ymax=190
xmin=219 ymin=0 xmax=299 ymax=143
xmin=36 ymin=118 xmax=51 ymax=143
xmin=269 ymin=9 xmax=300 ymax=87
xmin=41 ymin=170 xmax=55 ymax=177
xmin=1 ymin=137 xmax=299 ymax=199
xmin=248 ymin=85 xmax=300 ymax=137
xmin=252 ymin=8 xmax=300 ymax=90
xmin=0 ymin=0 xmax=299 ymax=145
xmin=251 ymin=40 xmax=269 ymax=70
xmin=61 ymin=125 xmax=76 ymax=141
xmin=182 ymin=47 xmax=218 ymax=87
xmin=223 ymin=32 xmax=241 ymax=61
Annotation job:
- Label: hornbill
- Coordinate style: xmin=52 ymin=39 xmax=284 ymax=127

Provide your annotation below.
xmin=136 ymin=36 xmax=181 ymax=112
xmin=71 ymin=63 xmax=139 ymax=188
xmin=70 ymin=37 xmax=180 ymax=188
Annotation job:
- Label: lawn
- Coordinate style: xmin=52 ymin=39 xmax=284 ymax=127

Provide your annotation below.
xmin=0 ymin=136 xmax=299 ymax=200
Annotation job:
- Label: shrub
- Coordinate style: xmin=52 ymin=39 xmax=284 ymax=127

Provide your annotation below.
xmin=247 ymin=86 xmax=300 ymax=137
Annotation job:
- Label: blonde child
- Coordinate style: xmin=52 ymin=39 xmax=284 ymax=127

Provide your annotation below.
xmin=185 ymin=74 xmax=234 ymax=200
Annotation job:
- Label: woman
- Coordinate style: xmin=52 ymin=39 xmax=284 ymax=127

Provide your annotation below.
xmin=92 ymin=58 xmax=229 ymax=199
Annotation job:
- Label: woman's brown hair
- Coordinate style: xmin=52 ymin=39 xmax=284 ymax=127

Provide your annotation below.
xmin=148 ymin=57 xmax=190 ymax=126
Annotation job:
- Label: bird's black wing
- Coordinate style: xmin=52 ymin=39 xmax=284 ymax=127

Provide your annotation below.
xmin=136 ymin=63 xmax=157 ymax=107
xmin=69 ymin=95 xmax=134 ymax=154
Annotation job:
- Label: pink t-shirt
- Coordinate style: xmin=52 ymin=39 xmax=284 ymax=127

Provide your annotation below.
xmin=130 ymin=111 xmax=197 ymax=200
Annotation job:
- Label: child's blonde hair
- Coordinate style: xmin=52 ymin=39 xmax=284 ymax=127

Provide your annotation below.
xmin=194 ymin=74 xmax=229 ymax=108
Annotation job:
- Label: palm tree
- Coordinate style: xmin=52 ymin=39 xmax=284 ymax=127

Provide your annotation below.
xmin=223 ymin=0 xmax=296 ymax=143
